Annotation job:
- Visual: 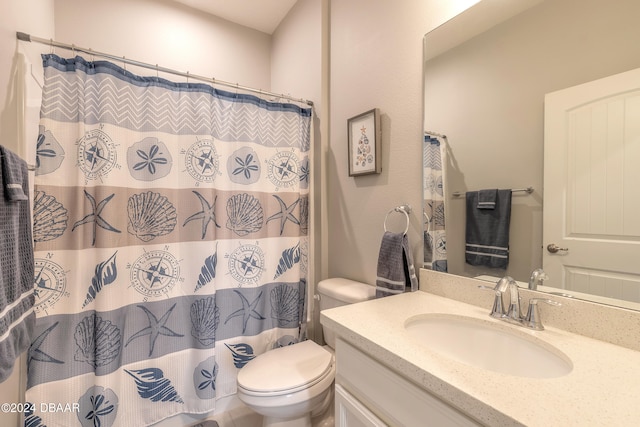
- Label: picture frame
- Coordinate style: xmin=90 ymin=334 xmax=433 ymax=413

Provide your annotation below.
xmin=347 ymin=108 xmax=381 ymax=176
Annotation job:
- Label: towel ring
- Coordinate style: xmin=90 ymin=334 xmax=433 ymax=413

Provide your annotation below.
xmin=384 ymin=205 xmax=411 ymax=235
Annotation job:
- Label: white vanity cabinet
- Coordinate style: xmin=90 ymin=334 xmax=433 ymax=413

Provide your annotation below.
xmin=335 ymin=384 xmax=387 ymax=427
xmin=335 ymin=338 xmax=482 ymax=427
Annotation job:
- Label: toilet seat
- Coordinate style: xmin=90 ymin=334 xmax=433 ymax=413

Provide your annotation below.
xmin=237 ymin=340 xmax=334 ymax=397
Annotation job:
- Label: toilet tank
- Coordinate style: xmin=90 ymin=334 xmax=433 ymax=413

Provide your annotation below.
xmin=317 ymin=278 xmax=376 ymax=348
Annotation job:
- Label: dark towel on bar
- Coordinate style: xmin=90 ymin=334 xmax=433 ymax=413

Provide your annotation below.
xmin=477 ymin=189 xmax=497 ymax=209
xmin=375 ymin=231 xmax=418 ymax=298
xmin=465 ymin=189 xmax=512 ymax=269
xmin=0 ymin=146 xmax=35 ymax=382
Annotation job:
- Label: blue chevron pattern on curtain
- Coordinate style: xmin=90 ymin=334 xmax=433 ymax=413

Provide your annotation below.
xmin=26 ymin=54 xmax=311 ymax=427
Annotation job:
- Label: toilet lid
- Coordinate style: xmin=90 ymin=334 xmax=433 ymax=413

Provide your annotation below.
xmin=237 ymin=340 xmax=333 ymax=394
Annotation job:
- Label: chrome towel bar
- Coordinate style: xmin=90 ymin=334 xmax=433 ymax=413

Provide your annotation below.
xmin=452 ymin=187 xmax=534 ymax=198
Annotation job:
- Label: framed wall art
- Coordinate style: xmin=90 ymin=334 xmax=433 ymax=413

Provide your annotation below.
xmin=347 ymin=108 xmax=381 ymax=176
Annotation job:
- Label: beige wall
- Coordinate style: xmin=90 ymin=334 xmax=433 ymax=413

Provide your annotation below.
xmin=54 ymin=0 xmax=272 ymax=90
xmin=327 ymin=0 xmax=479 ymax=284
xmin=272 ymin=0 xmax=322 ymax=108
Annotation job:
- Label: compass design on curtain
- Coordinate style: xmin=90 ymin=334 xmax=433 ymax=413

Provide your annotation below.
xmin=33 ymin=255 xmax=70 ymax=315
xmin=76 ymin=127 xmax=119 ymax=182
xmin=182 ymin=139 xmax=221 ymax=185
xmin=266 ymin=149 xmax=299 ymax=190
xmin=226 ymin=243 xmax=265 ymax=286
xmin=127 ymin=247 xmax=182 ymax=300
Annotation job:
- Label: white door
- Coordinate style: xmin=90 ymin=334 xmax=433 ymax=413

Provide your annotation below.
xmin=543 ymin=67 xmax=640 ymax=302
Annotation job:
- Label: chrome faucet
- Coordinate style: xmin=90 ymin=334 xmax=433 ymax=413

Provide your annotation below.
xmin=479 ymin=276 xmax=521 ymax=321
xmin=524 ymin=298 xmax=562 ymax=330
xmin=505 ymin=279 xmax=523 ymax=324
xmin=480 ymin=276 xmax=561 ymax=330
xmin=528 ymin=268 xmax=548 ymax=290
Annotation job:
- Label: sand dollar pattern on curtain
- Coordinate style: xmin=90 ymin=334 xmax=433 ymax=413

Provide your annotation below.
xmin=26 ymin=54 xmax=311 ymax=427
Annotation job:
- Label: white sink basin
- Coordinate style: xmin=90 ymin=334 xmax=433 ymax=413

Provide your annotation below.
xmin=404 ymin=314 xmax=572 ymax=378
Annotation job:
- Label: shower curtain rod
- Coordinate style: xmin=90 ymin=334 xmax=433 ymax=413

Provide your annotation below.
xmin=16 ymin=31 xmax=314 ymax=107
xmin=425 ymin=130 xmax=447 ymax=139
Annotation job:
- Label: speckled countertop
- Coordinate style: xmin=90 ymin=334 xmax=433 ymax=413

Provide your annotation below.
xmin=320 ymin=291 xmax=640 ymax=426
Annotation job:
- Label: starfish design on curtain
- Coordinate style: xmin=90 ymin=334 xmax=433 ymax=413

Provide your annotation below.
xmin=72 ymin=190 xmax=121 ymax=246
xmin=28 ymin=322 xmax=64 ymax=367
xmin=183 ymin=191 xmax=221 ymax=239
xmin=224 ymin=290 xmax=265 ymax=333
xmin=125 ymin=303 xmax=184 ymax=357
xmin=266 ymin=195 xmax=300 ymax=235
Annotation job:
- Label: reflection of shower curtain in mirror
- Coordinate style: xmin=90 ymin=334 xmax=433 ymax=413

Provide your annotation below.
xmin=26 ymin=54 xmax=310 ymax=427
xmin=423 ymin=134 xmax=447 ymax=271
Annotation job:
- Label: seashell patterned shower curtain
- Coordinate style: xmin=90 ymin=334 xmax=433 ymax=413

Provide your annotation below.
xmin=26 ymin=54 xmax=310 ymax=427
xmin=423 ymin=133 xmax=447 ymax=272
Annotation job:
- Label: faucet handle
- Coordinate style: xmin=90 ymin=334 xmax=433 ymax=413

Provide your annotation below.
xmin=524 ymin=298 xmax=561 ymax=330
xmin=477 ymin=285 xmax=505 ymax=319
xmin=494 ymin=276 xmax=512 ymax=293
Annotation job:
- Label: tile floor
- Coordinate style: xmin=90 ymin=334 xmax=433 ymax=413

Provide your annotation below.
xmin=192 ymin=399 xmax=334 ymax=427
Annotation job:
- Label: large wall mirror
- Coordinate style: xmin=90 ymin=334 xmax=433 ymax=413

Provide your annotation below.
xmin=423 ymin=0 xmax=640 ymax=310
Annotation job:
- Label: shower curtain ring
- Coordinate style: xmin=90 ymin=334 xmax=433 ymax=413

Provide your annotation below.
xmin=49 ymin=38 xmax=53 ymax=54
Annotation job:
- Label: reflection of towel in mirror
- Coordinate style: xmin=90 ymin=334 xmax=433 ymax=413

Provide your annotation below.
xmin=477 ymin=189 xmax=497 ymax=209
xmin=465 ymin=189 xmax=512 ymax=269
xmin=375 ymin=231 xmax=418 ymax=298
xmin=0 ymin=145 xmax=35 ymax=382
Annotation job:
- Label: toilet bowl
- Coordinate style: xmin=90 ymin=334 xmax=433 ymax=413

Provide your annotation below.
xmin=237 ymin=340 xmax=335 ymax=427
xmin=236 ymin=278 xmax=375 ymax=427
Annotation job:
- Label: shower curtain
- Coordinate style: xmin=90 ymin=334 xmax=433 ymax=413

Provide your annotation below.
xmin=26 ymin=54 xmax=310 ymax=427
xmin=423 ymin=134 xmax=447 ymax=272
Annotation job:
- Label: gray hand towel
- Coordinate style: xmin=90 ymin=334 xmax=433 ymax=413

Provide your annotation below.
xmin=375 ymin=231 xmax=418 ymax=298
xmin=465 ymin=189 xmax=512 ymax=269
xmin=0 ymin=146 xmax=35 ymax=382
xmin=477 ymin=189 xmax=497 ymax=209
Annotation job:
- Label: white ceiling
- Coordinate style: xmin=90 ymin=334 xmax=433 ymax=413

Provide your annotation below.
xmin=169 ymin=0 xmax=298 ymax=34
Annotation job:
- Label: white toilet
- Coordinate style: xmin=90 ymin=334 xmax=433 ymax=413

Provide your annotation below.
xmin=236 ymin=278 xmax=375 ymax=427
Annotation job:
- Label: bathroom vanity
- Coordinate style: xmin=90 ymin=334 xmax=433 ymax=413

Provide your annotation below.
xmin=320 ymin=272 xmax=640 ymax=426
xmin=334 ymin=338 xmax=480 ymax=426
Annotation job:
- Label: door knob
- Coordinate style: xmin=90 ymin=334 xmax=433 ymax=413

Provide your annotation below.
xmin=547 ymin=243 xmax=569 ymax=254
